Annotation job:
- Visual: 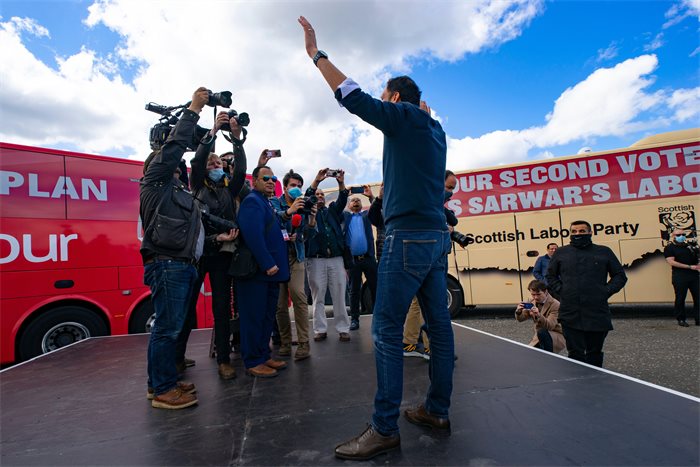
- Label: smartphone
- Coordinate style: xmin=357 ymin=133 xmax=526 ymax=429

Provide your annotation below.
xmin=266 ymin=149 xmax=282 ymax=158
xmin=326 ymin=169 xmax=340 ymax=177
xmin=522 ymin=302 xmax=534 ymax=309
xmin=350 ymin=186 xmax=364 ymax=194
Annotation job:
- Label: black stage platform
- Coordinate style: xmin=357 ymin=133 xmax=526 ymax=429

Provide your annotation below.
xmin=1 ymin=316 xmax=698 ymax=466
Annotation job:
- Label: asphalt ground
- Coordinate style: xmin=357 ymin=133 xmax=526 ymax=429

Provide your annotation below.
xmin=453 ymin=306 xmax=700 ymax=398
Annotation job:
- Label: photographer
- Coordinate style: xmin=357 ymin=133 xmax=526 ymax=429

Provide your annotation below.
xmin=304 ymin=168 xmax=352 ymax=342
xmin=663 ymin=229 xmax=700 ymax=326
xmin=515 ymin=280 xmax=565 ymax=353
xmin=175 ymin=111 xmax=247 ymax=381
xmin=271 ymin=169 xmax=318 ymax=361
xmin=140 ymin=87 xmax=210 ymax=410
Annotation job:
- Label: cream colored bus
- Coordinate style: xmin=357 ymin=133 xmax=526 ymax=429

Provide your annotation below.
xmin=324 ymin=129 xmax=698 ymax=317
xmin=444 ymin=128 xmax=699 ymax=316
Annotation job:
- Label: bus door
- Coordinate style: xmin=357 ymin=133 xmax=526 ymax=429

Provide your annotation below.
xmin=514 ymin=210 xmax=563 ymax=300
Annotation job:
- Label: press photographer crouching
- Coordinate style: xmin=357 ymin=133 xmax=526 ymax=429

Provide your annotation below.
xmin=176 ymin=110 xmax=248 ymax=381
xmin=140 ymin=87 xmax=212 ymax=410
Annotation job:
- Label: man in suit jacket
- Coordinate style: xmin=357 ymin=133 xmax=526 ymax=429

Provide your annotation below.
xmin=236 ymin=165 xmax=290 ymax=378
xmin=343 ymin=186 xmax=377 ymax=331
xmin=515 ymin=280 xmax=566 ymax=354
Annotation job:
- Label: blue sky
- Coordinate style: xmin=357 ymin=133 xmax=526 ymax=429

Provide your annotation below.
xmin=0 ymin=0 xmax=698 ymax=185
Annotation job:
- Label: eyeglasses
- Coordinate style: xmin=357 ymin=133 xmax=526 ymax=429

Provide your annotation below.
xmin=261 ymin=175 xmax=278 ymax=182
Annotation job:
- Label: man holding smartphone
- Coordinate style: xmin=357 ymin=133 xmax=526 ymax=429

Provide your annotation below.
xmin=515 ymin=280 xmax=565 ymax=353
xmin=300 ymin=16 xmax=453 ymax=461
xmin=343 ymin=186 xmax=378 ymax=331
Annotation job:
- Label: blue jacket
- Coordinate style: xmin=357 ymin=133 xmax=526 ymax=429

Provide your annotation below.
xmin=342 ymin=211 xmax=375 ymax=260
xmin=337 ymin=85 xmax=446 ymax=231
xmin=533 ymin=254 xmax=551 ymax=284
xmin=237 ymin=190 xmax=290 ymax=282
xmin=270 ymin=195 xmax=317 ymax=262
xmin=304 ymin=188 xmax=348 ymax=258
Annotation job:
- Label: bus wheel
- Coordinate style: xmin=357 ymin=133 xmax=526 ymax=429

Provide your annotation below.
xmin=447 ymin=276 xmax=464 ymax=319
xmin=18 ymin=306 xmax=108 ymax=361
xmin=129 ymin=300 xmax=155 ymax=334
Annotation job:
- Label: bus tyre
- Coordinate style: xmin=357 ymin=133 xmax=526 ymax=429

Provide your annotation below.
xmin=18 ymin=306 xmax=108 ymax=361
xmin=447 ymin=276 xmax=464 ymax=318
xmin=129 ymin=300 xmax=155 ymax=334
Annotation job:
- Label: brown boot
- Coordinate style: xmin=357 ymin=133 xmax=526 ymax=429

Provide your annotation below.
xmin=294 ymin=342 xmax=310 ymax=361
xmin=247 ymin=363 xmax=278 ymax=378
xmin=147 ymin=381 xmax=196 ymax=400
xmin=265 ymin=359 xmax=288 ymax=370
xmin=218 ymin=363 xmax=236 ymax=380
xmin=278 ymin=343 xmax=292 ymax=357
xmin=151 ymin=387 xmax=198 ymax=409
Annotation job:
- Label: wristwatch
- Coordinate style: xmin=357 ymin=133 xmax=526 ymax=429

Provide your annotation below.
xmin=313 ymin=50 xmax=328 ymax=67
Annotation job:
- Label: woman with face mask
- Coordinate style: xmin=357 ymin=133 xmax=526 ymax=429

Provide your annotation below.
xmin=175 ymin=111 xmax=248 ymax=381
xmin=663 ymin=229 xmax=700 ymax=327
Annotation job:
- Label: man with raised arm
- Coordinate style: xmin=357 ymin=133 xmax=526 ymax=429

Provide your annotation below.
xmin=299 ymin=16 xmax=454 ymax=461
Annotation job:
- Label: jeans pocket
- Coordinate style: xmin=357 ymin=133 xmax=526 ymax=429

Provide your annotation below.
xmin=403 ymin=239 xmax=437 ymax=277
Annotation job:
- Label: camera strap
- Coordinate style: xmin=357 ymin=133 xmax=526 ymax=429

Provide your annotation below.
xmin=223 ymin=127 xmax=247 ymax=146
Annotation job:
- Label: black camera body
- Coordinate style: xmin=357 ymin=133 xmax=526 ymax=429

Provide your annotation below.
xmin=297 ymin=195 xmax=318 ymax=216
xmin=207 ymin=90 xmax=232 ymax=107
xmin=202 ymin=210 xmax=238 ymax=234
xmin=450 ymin=230 xmax=474 ymax=248
xmin=221 ymin=109 xmax=250 ymax=132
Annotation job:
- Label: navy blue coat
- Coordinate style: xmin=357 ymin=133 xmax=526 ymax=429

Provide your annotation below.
xmin=237 ymin=190 xmax=290 ymax=282
xmin=342 ymin=211 xmax=376 ymax=260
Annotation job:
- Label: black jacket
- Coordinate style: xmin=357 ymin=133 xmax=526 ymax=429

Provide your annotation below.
xmin=190 ymin=137 xmax=247 ymax=255
xmin=140 ymin=110 xmax=203 ymax=262
xmin=546 ymin=243 xmax=627 ymax=331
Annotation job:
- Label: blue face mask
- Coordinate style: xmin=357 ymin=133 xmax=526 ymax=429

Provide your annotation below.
xmin=675 ymin=235 xmax=686 ymax=243
xmin=208 ymin=168 xmax=225 ymax=182
xmin=288 ymin=187 xmax=303 ymax=200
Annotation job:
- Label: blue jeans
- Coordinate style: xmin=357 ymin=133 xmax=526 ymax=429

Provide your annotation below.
xmin=144 ymin=259 xmax=199 ymax=395
xmin=371 ymin=229 xmax=454 ymax=435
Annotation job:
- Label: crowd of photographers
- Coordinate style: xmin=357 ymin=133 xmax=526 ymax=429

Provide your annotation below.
xmin=139 ymin=86 xmax=475 ymax=409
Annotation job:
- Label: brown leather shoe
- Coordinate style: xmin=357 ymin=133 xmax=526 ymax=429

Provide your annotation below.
xmin=247 ymin=363 xmax=278 ymax=378
xmin=294 ymin=342 xmax=310 ymax=361
xmin=404 ymin=404 xmax=450 ymax=430
xmin=151 ymin=387 xmax=198 ymax=409
xmin=265 ymin=359 xmax=288 ymax=370
xmin=313 ymin=332 xmax=327 ymax=342
xmin=339 ymin=332 xmax=351 ymax=342
xmin=147 ymin=381 xmax=196 ymax=400
xmin=334 ymin=424 xmax=400 ymax=460
xmin=218 ymin=363 xmax=236 ymax=380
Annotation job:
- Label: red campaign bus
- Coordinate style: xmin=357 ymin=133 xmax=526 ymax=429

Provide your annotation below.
xmin=0 ymin=142 xmax=276 ymax=366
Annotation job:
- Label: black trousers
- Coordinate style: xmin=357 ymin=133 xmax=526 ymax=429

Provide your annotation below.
xmin=672 ymin=273 xmax=699 ymax=323
xmin=561 ymin=326 xmax=608 ymax=368
xmin=348 ymin=255 xmax=377 ymax=320
xmin=176 ymin=253 xmax=234 ymax=365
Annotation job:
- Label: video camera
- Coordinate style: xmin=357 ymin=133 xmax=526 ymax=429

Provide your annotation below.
xmin=450 ymin=230 xmax=474 ymax=248
xmin=201 ymin=209 xmax=238 ymax=235
xmin=297 ymin=195 xmax=318 ymax=216
xmin=145 ymin=89 xmax=248 ymax=150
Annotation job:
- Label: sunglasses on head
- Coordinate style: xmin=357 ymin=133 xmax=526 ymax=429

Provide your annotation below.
xmin=261 ymin=175 xmax=278 ymax=182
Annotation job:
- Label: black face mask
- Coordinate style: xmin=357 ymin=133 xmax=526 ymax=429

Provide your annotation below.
xmin=570 ymin=234 xmax=592 ymax=248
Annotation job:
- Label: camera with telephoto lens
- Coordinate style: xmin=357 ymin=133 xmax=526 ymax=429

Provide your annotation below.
xmin=450 ymin=230 xmax=474 ymax=248
xmin=201 ymin=209 xmax=238 ymax=234
xmin=221 ymin=109 xmax=250 ymax=132
xmin=297 ymin=195 xmax=318 ymax=216
xmin=207 ymin=90 xmax=232 ymax=107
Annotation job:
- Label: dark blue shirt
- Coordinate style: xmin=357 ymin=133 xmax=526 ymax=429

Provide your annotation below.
xmin=337 ymin=80 xmax=446 ymax=231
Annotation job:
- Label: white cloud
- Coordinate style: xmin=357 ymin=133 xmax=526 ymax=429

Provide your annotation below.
xmin=644 ymin=33 xmax=664 ymax=52
xmin=667 ymin=87 xmax=700 ymax=123
xmin=596 ymin=41 xmax=619 ymax=62
xmin=663 ymin=0 xmax=700 ymax=28
xmin=0 ymin=0 xmax=545 ymax=184
xmin=444 ymin=54 xmax=693 ymax=172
